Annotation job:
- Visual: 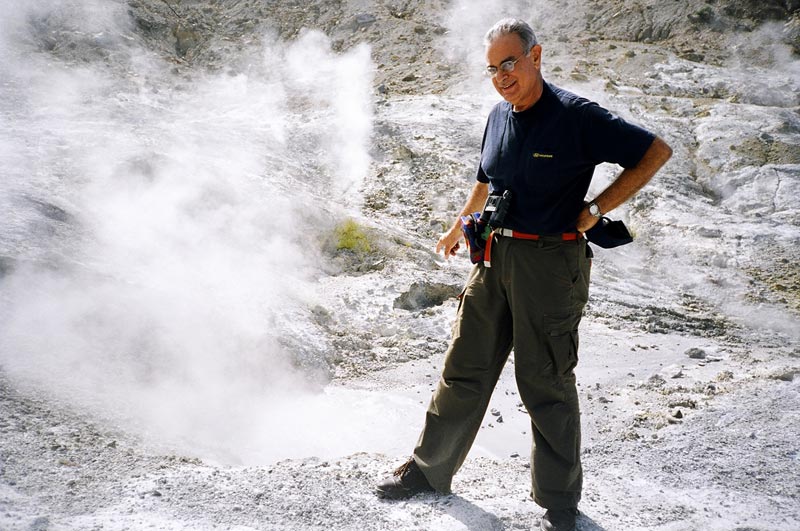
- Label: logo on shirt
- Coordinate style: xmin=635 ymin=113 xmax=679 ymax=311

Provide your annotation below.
xmin=532 ymin=152 xmax=554 ymax=159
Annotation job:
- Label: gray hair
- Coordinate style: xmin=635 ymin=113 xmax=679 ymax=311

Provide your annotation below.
xmin=483 ymin=18 xmax=538 ymax=53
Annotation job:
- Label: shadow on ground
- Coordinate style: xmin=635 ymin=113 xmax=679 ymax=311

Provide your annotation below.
xmin=426 ymin=494 xmax=608 ymax=531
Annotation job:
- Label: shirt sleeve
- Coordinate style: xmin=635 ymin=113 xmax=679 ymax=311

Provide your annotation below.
xmin=475 ymin=119 xmax=490 ymax=183
xmin=476 ymin=164 xmax=489 ymax=183
xmin=581 ymin=102 xmax=656 ymax=169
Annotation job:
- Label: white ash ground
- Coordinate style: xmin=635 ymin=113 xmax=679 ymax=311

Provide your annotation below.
xmin=2 ymin=325 xmax=797 ymax=530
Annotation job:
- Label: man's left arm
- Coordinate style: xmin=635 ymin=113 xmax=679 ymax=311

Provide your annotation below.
xmin=576 ymin=136 xmax=672 ymax=233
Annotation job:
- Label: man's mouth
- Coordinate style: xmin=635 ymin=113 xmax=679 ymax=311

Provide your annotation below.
xmin=500 ymin=80 xmax=516 ymax=90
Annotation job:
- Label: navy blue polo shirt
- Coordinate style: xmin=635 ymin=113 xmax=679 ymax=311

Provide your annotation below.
xmin=476 ymin=82 xmax=655 ymax=234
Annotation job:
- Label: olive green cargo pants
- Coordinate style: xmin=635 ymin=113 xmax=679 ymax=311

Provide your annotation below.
xmin=413 ymin=235 xmax=591 ymax=510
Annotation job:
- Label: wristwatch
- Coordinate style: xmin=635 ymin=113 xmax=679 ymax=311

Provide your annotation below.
xmin=588 ymin=201 xmax=602 ymax=218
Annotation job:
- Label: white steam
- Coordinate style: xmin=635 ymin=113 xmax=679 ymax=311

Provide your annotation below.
xmin=0 ymin=0 xmax=379 ymax=463
xmin=439 ymin=0 xmax=584 ymax=94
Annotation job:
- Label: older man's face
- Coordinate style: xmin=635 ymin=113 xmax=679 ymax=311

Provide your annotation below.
xmin=485 ymin=33 xmax=542 ymax=111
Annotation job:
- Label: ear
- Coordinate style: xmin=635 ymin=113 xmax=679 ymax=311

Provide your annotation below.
xmin=530 ymin=44 xmax=542 ymax=67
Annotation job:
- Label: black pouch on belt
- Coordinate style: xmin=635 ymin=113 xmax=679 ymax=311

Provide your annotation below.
xmin=585 ymin=217 xmax=634 ymax=248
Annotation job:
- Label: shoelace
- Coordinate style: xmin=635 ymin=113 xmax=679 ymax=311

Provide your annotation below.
xmin=392 ymin=459 xmax=414 ymax=477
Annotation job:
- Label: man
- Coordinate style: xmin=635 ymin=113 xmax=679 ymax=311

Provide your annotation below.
xmin=376 ymin=18 xmax=672 ymax=531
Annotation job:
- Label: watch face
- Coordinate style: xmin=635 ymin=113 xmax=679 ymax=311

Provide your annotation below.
xmin=589 ymin=203 xmax=600 ymax=216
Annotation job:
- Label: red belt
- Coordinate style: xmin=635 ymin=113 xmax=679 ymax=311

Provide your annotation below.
xmin=483 ymin=229 xmax=582 ymax=267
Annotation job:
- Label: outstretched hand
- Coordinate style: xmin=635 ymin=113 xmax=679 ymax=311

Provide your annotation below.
xmin=435 ymin=227 xmax=463 ymax=259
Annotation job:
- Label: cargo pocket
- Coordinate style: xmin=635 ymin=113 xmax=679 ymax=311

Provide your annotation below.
xmin=455 ymin=286 xmax=467 ymax=314
xmin=543 ymin=312 xmax=581 ymax=376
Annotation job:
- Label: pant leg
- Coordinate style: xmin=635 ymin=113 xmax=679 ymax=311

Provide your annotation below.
xmin=506 ymin=237 xmax=591 ymax=510
xmin=413 ymin=260 xmax=513 ymax=493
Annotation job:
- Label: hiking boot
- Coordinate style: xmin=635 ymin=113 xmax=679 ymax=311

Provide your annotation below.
xmin=540 ymin=508 xmax=579 ymax=531
xmin=375 ymin=458 xmax=435 ymax=500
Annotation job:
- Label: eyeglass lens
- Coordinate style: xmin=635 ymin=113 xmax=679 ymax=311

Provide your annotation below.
xmin=485 ymin=58 xmax=517 ymax=77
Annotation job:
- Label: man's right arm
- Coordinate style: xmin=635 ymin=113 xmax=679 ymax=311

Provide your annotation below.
xmin=435 ymin=182 xmax=489 ymax=259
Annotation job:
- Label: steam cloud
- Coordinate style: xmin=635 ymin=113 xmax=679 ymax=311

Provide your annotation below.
xmin=0 ymin=0 xmax=381 ymax=463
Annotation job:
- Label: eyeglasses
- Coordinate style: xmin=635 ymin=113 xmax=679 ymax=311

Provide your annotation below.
xmin=484 ymin=54 xmax=527 ymax=78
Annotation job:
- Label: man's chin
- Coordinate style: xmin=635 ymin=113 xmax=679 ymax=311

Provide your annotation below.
xmin=503 ymin=95 xmax=521 ymax=107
